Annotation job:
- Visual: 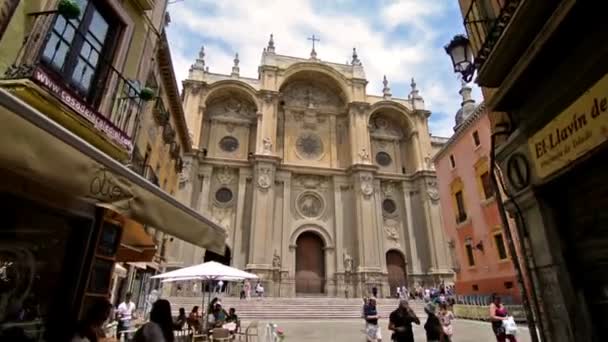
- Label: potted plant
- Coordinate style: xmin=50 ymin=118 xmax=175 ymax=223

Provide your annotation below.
xmin=139 ymin=87 xmax=156 ymax=101
xmin=57 ymin=0 xmax=81 ymax=20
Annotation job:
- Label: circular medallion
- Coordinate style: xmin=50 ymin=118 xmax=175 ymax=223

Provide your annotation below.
xmin=296 ymin=191 xmax=325 ymax=219
xmin=296 ymin=133 xmax=324 ymax=160
xmin=215 ymin=188 xmax=233 ymax=203
xmin=219 ymin=136 xmax=239 ymax=152
xmin=376 ymin=151 xmax=392 ymax=166
xmin=382 ymin=199 xmax=397 ymax=214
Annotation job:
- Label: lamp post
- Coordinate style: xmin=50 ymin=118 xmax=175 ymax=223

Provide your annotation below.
xmin=444 ymin=34 xmax=475 ymax=82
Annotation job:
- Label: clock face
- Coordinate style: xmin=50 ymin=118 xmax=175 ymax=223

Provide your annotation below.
xmin=296 ymin=132 xmax=323 ymax=159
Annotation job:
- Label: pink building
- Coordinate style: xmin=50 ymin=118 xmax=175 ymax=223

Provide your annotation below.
xmin=434 ymin=83 xmax=521 ymax=302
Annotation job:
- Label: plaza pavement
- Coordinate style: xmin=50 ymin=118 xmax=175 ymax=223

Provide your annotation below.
xmin=250 ymin=318 xmax=532 ymax=342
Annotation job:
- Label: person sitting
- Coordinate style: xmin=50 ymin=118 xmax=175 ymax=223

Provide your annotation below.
xmin=174 ymin=307 xmax=187 ymax=330
xmin=226 ymin=308 xmax=240 ymax=332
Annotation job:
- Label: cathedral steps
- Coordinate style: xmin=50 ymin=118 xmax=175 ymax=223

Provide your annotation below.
xmin=166 ymin=296 xmax=426 ymax=320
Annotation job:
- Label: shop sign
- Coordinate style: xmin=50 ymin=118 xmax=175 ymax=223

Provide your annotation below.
xmin=31 ymin=67 xmax=134 ymax=151
xmin=529 ymin=73 xmax=608 ymax=179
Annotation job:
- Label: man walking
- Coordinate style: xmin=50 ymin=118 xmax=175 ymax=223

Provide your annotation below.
xmin=388 ymin=299 xmax=420 ymax=342
xmin=116 ymin=292 xmax=136 ymax=339
xmin=364 ymin=298 xmax=382 ymax=341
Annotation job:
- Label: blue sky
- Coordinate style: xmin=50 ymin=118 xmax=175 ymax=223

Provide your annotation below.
xmin=165 ymin=0 xmax=481 ymax=137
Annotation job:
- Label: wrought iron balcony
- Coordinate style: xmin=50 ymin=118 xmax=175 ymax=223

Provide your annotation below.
xmin=464 ymin=0 xmax=521 ymax=74
xmin=2 ymin=12 xmax=144 ymax=154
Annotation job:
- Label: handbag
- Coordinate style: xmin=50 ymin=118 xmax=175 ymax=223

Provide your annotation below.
xmin=502 ymin=316 xmax=518 ymax=336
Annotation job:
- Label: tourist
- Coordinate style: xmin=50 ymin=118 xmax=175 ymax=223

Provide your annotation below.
xmin=388 ymin=299 xmax=420 ymax=342
xmin=372 ymin=286 xmax=378 ymax=299
xmin=174 ymin=307 xmax=187 ymax=330
xmin=215 ymin=280 xmax=224 ymax=295
xmin=72 ymin=297 xmax=112 ymax=342
xmin=439 ymin=303 xmax=454 ymax=342
xmin=116 ymin=292 xmax=136 ymax=339
xmin=364 ymin=298 xmax=382 ymax=342
xmin=255 ymin=282 xmax=264 ymax=298
xmin=187 ymin=306 xmax=201 ymax=332
xmin=423 ymin=303 xmax=443 ymax=342
xmin=244 ymin=279 xmax=251 ymax=300
xmin=134 ymin=299 xmax=174 ymax=342
xmin=489 ymin=293 xmax=517 ymax=342
xmin=401 ymin=286 xmax=408 ymax=300
xmin=396 ymin=286 xmax=402 ymax=299
xmin=240 ymin=281 xmax=246 ymax=300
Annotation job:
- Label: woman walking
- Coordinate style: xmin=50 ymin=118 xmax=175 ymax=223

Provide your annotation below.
xmin=438 ymin=303 xmax=454 ymax=342
xmin=489 ymin=293 xmax=517 ymax=342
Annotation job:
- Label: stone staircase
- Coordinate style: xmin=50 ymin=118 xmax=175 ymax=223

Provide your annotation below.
xmin=166 ymin=296 xmax=426 ymax=320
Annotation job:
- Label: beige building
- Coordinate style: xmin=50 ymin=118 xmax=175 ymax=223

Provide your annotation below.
xmin=167 ymin=37 xmax=453 ymax=297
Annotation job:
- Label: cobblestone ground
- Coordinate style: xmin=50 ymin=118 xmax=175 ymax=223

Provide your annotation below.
xmin=251 ymin=319 xmax=532 ymax=342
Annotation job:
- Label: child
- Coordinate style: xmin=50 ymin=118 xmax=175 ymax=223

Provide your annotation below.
xmin=423 ymin=303 xmax=443 ymax=342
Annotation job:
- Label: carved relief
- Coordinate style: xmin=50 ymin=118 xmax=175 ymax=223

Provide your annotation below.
xmin=359 ymin=173 xmax=374 ymax=197
xmin=216 ymin=166 xmax=236 ymax=185
xmin=426 ymin=180 xmax=439 ymax=203
xmin=212 ymin=206 xmax=233 ymax=232
xmin=179 ymin=158 xmax=192 ymax=185
xmin=282 ymin=82 xmax=344 ymax=110
xmin=296 ymin=191 xmax=324 ymax=218
xmin=383 ymin=218 xmax=400 ymax=242
xmin=207 ymin=98 xmax=256 ymax=122
xmin=382 ymin=182 xmax=395 ymax=196
xmin=295 ymin=132 xmax=324 ymax=160
xmin=293 ymin=174 xmax=328 ymax=189
xmin=369 ymin=116 xmax=404 ymax=140
xmin=272 ymin=250 xmax=282 ymax=268
xmin=257 ymin=167 xmax=273 ymax=190
xmin=262 ymin=137 xmax=273 ymax=154
xmin=358 ymin=148 xmax=370 ymax=163
xmin=343 ymin=249 xmax=354 ymax=273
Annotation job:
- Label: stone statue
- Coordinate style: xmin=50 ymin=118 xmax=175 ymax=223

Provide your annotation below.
xmin=343 ymin=250 xmax=353 ymax=273
xmin=262 ymin=137 xmax=273 ymax=154
xmin=272 ymin=250 xmax=281 ymax=268
xmin=358 ymin=148 xmax=370 ymax=162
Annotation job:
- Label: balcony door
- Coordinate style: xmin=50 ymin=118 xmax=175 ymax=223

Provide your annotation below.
xmin=41 ymin=0 xmax=119 ymax=99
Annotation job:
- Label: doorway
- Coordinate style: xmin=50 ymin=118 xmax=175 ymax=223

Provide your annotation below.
xmin=295 ymin=232 xmax=325 ymax=294
xmin=386 ymin=250 xmax=407 ymax=297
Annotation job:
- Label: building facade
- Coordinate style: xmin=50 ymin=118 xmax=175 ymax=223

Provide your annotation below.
xmin=168 ymin=37 xmax=454 ymax=298
xmin=456 ymin=1 xmax=607 ymax=340
xmin=434 ymin=82 xmax=522 ymax=302
xmin=0 ymin=1 xmax=224 ymax=340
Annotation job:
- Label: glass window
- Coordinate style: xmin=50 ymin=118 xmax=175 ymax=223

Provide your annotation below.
xmin=376 ymin=152 xmax=392 ymax=166
xmin=455 ymin=190 xmax=467 ymax=223
xmin=215 ymin=188 xmax=233 ymax=203
xmin=481 ymin=171 xmax=494 ymax=199
xmin=465 ymin=244 xmax=475 ymax=266
xmin=473 ymin=130 xmax=481 ymax=146
xmin=494 ymin=233 xmax=508 ymax=260
xmin=449 ymin=155 xmax=456 ymax=168
xmin=382 ymin=199 xmax=397 ymax=214
xmin=219 ymin=136 xmax=239 ymax=152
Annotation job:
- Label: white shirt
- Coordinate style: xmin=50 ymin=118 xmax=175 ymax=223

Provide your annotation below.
xmin=218 ymin=280 xmax=224 ymax=287
xmin=117 ymin=301 xmax=136 ymax=321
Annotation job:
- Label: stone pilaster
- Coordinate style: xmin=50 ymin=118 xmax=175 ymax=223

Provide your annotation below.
xmin=350 ymin=165 xmax=381 ymax=272
xmin=197 ymin=164 xmax=213 ymax=215
xmin=402 ymin=182 xmax=421 ymax=275
xmin=348 ymin=102 xmax=372 ymax=164
xmin=232 ymin=168 xmax=249 ymax=269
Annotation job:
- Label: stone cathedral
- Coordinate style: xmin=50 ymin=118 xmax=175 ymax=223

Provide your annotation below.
xmin=168 ymin=35 xmax=453 ymax=298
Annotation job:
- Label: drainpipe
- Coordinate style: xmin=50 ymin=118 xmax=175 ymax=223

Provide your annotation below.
xmin=490 ymin=125 xmax=541 ymax=342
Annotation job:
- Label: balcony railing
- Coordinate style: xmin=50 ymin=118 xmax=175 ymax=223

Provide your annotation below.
xmin=3 ymin=12 xmax=143 ymax=152
xmin=464 ymin=0 xmax=521 ymax=71
xmin=143 ymin=165 xmax=159 ymax=187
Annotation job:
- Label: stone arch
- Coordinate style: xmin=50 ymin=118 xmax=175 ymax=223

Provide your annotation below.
xmin=386 ymin=248 xmax=408 ymax=295
xmin=368 ymin=102 xmax=420 ymax=173
xmin=203 ymin=80 xmax=260 ymax=110
xmin=279 ymin=62 xmax=351 ymax=103
xmin=290 ymin=223 xmax=333 ymax=248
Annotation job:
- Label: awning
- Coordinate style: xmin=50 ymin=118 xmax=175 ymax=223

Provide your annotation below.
xmin=0 ymin=88 xmax=226 ymax=254
xmin=116 ymin=219 xmax=157 ymax=262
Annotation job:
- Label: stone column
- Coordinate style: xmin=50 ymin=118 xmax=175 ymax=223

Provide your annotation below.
xmin=232 ymin=168 xmax=249 ymax=269
xmin=329 ymin=115 xmax=338 ymax=168
xmin=402 ymin=182 xmax=422 ymax=278
xmin=348 ymin=102 xmax=372 ymax=164
xmin=324 ymin=247 xmax=336 ymax=295
xmin=410 ymin=131 xmax=425 ymax=172
xmin=279 ymin=172 xmax=292 ymax=297
xmin=198 ymin=165 xmax=213 ymax=215
xmin=373 ymin=179 xmax=390 ymax=297
xmin=352 ymin=167 xmax=381 ymax=272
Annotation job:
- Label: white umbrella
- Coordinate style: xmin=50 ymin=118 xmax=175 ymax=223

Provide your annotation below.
xmin=152 ymin=261 xmax=258 ymax=280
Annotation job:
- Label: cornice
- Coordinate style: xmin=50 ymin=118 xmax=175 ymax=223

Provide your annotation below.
xmin=432 ymin=102 xmax=487 ymax=162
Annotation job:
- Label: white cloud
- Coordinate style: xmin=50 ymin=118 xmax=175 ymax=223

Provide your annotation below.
xmin=165 ymin=0 xmax=481 ymax=138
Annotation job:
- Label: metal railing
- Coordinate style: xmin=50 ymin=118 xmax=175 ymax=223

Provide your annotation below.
xmin=463 ymin=0 xmax=521 ymax=70
xmin=3 ymin=11 xmax=143 ymax=151
xmin=143 ymin=165 xmax=160 ymax=186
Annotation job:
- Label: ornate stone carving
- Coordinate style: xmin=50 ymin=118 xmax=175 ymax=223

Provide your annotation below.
xmin=295 ymin=132 xmax=324 ymax=160
xmin=293 ymin=174 xmax=327 ymax=189
xmin=358 ymin=148 xmax=370 ymax=163
xmin=426 ymin=180 xmax=439 ymax=203
xmin=207 ymin=98 xmax=256 ymax=122
xmin=343 ymin=250 xmax=353 ymax=273
xmin=383 ymin=218 xmax=400 ymax=242
xmin=178 ymin=158 xmax=192 ymax=185
xmin=257 ymin=167 xmax=273 ymax=190
xmin=382 ymin=182 xmax=395 ymax=196
xmin=359 ymin=173 xmax=374 ymax=197
xmin=272 ymin=250 xmax=281 ymax=268
xmin=282 ymin=82 xmax=343 ymax=110
xmin=296 ymin=191 xmax=324 ymax=218
xmin=216 ymin=166 xmax=236 ymax=185
xmin=262 ymin=137 xmax=273 ymax=154
xmin=212 ymin=206 xmax=233 ymax=231
xmin=369 ymin=116 xmax=403 ymax=140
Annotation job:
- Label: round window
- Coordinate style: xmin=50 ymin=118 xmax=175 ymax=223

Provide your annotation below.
xmin=376 ymin=151 xmax=392 ymax=166
xmin=382 ymin=199 xmax=397 ymax=214
xmin=215 ymin=188 xmax=233 ymax=203
xmin=219 ymin=136 xmax=239 ymax=152
xmin=296 ymin=133 xmax=324 ymax=159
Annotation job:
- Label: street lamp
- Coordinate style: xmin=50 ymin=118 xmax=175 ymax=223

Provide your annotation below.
xmin=444 ymin=34 xmax=475 ymax=82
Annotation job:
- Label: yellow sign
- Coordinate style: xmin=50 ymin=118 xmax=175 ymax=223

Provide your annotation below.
xmin=529 ymin=73 xmax=608 ymax=178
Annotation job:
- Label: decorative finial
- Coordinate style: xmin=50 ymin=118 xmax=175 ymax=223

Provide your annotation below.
xmin=308 ymin=34 xmax=320 ymax=59
xmin=191 ymin=45 xmax=206 ymax=71
xmin=351 ymin=47 xmax=361 ymax=66
xmin=267 ymin=33 xmax=275 ymax=53
xmin=231 ymin=53 xmax=240 ymax=77
xmin=382 ymin=75 xmax=392 ymax=99
xmin=459 ymin=78 xmax=474 ymax=106
xmin=409 ymin=77 xmax=420 ymax=98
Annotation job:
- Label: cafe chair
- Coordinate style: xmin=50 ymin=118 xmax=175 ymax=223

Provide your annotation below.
xmin=235 ymin=320 xmax=258 ymax=342
xmin=211 ymin=327 xmax=232 ymax=341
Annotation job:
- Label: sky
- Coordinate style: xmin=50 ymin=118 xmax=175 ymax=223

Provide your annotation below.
xmin=164 ymin=0 xmax=482 ymax=138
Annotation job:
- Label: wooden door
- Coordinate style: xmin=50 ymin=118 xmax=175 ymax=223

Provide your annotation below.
xmin=295 ymin=232 xmax=325 ymax=294
xmin=386 ymin=250 xmax=407 ymax=296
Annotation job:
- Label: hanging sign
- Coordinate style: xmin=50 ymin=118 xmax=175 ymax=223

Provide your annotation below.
xmin=528 ymin=72 xmax=608 ymax=179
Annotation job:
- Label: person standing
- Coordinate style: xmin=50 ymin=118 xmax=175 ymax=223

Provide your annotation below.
xmin=364 ymin=298 xmax=382 ymax=342
xmin=388 ymin=299 xmax=420 ymax=342
xmin=438 ymin=303 xmax=454 ymax=342
xmin=244 ymin=280 xmax=251 ymax=300
xmin=423 ymin=303 xmax=443 ymax=342
xmin=396 ymin=287 xmax=402 ymax=299
xmin=489 ymin=294 xmax=517 ymax=342
xmin=116 ymin=292 xmax=136 ymax=339
xmin=134 ymin=299 xmax=175 ymax=342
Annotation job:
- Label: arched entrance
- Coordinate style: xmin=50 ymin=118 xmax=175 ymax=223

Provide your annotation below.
xmin=386 ymin=250 xmax=407 ymax=296
xmin=295 ymin=232 xmax=325 ymax=294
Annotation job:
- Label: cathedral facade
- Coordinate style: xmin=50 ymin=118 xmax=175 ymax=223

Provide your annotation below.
xmin=168 ymin=36 xmax=453 ymax=297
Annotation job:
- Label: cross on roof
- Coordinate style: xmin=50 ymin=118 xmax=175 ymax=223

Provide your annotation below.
xmin=308 ymin=34 xmax=320 ymax=51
